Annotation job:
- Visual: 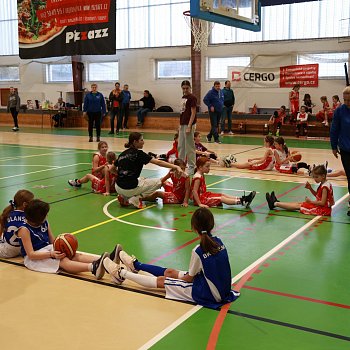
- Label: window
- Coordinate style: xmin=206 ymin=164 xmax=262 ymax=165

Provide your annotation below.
xmin=297 ymin=53 xmax=349 ymax=78
xmin=207 ymin=57 xmax=251 ymax=80
xmin=157 ymin=60 xmax=191 ymax=79
xmin=0 ymin=66 xmax=20 ymax=81
xmin=88 ymin=62 xmax=119 ymax=82
xmin=46 ymin=64 xmax=73 ymax=82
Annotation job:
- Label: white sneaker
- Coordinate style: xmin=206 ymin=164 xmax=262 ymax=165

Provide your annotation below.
xmin=120 ymin=250 xmax=138 ymax=273
xmin=12 ymin=127 xmax=19 ymax=131
xmin=103 ymin=257 xmax=125 ymax=284
xmin=68 ymin=179 xmax=82 ymax=188
xmin=229 ymin=131 xmax=234 ymax=135
xmin=128 ymin=196 xmax=145 ymax=209
xmin=220 ymin=131 xmax=224 ymax=135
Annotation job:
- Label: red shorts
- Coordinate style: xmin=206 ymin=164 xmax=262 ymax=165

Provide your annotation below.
xmin=194 ymin=192 xmax=222 ymax=207
xmin=163 ymin=192 xmax=183 ymax=204
xmin=275 ymin=164 xmax=293 ymax=174
xmin=300 ymin=202 xmax=331 ymax=216
xmin=249 ymin=159 xmax=274 ymax=171
xmin=92 ymin=178 xmax=116 ymax=194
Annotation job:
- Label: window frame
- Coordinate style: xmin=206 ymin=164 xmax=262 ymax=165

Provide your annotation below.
xmin=0 ymin=65 xmax=20 ymax=82
xmin=45 ymin=63 xmax=73 ymax=83
xmin=206 ymin=56 xmax=251 ymax=80
xmin=87 ymin=61 xmax=119 ymax=83
xmin=156 ymin=59 xmax=191 ymax=80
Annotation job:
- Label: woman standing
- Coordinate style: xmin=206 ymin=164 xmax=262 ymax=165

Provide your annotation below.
xmin=7 ymin=87 xmax=20 ymax=131
xmin=108 ymin=82 xmax=123 ymax=135
xmin=289 ymin=84 xmax=300 ymax=123
xmin=178 ymin=80 xmax=197 ymax=175
xmin=83 ymin=83 xmax=106 ymax=142
xmin=113 ymin=132 xmax=183 ymax=209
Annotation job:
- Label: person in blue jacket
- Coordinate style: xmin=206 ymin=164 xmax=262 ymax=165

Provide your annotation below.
xmin=330 ymin=86 xmax=350 ymax=216
xmin=120 ymin=84 xmax=132 ymax=129
xmin=83 ymin=83 xmax=106 ymax=142
xmin=203 ymin=81 xmax=224 ymax=144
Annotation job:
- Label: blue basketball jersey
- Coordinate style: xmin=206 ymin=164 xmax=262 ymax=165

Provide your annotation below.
xmin=19 ymin=220 xmax=50 ymax=257
xmin=189 ymin=236 xmax=239 ymax=309
xmin=2 ymin=210 xmax=26 ymax=247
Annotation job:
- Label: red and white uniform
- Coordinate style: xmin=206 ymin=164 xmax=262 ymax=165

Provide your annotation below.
xmin=289 ymin=90 xmax=299 ymax=117
xmin=274 ymin=149 xmax=294 ymax=174
xmin=92 ymin=173 xmax=117 ymax=194
xmin=249 ymin=148 xmax=275 ymax=171
xmin=297 ymin=112 xmax=308 ymax=124
xmin=92 ymin=153 xmax=107 ymax=180
xmin=316 ymin=101 xmax=330 ymax=122
xmin=163 ymin=173 xmax=188 ymax=204
xmin=166 ymin=141 xmax=178 ymax=162
xmin=300 ymin=181 xmax=334 ymax=216
xmin=191 ymin=174 xmax=222 ymax=207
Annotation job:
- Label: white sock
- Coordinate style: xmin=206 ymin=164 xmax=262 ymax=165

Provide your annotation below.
xmin=121 ymin=270 xmax=158 ymax=288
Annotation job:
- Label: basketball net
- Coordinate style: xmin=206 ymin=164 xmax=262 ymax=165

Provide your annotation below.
xmin=183 ymin=11 xmax=214 ymax=52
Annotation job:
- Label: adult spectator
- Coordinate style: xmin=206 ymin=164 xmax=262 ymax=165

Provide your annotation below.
xmin=120 ymin=84 xmax=131 ymax=129
xmin=330 ymin=86 xmax=350 ymax=216
xmin=203 ymin=81 xmax=224 ymax=144
xmin=7 ymin=87 xmax=20 ymax=131
xmin=52 ymin=97 xmax=66 ymax=127
xmin=109 ymin=82 xmax=123 ymax=135
xmin=83 ymin=83 xmax=106 ymax=142
xmin=137 ymin=90 xmax=155 ymax=127
xmin=220 ymin=80 xmax=235 ymax=135
xmin=178 ymin=80 xmax=197 ymax=175
xmin=113 ymin=132 xmax=183 ymax=209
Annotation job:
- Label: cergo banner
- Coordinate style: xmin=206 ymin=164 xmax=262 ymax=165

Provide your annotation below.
xmin=228 ymin=64 xmax=318 ymax=88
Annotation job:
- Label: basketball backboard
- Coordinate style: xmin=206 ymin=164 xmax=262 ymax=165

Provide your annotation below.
xmin=190 ymin=0 xmax=261 ymax=32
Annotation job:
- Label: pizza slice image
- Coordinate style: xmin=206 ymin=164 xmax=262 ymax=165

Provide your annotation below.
xmin=18 ymin=0 xmax=63 ymax=44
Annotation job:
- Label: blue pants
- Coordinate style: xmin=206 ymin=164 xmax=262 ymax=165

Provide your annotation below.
xmin=137 ymin=108 xmax=151 ymax=124
xmin=207 ymin=111 xmax=221 ymax=142
xmin=220 ymin=105 xmax=233 ymax=132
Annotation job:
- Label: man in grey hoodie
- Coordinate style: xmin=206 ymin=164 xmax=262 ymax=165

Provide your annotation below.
xmin=7 ymin=87 xmax=20 ymax=131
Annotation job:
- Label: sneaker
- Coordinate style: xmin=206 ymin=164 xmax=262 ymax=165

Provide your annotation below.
xmin=324 ymin=161 xmax=328 ymax=171
xmin=118 ymin=194 xmax=130 ymax=207
xmin=68 ymin=179 xmax=82 ymax=188
xmin=110 ymin=244 xmax=122 ymax=264
xmin=270 ymin=191 xmax=279 ymax=204
xmin=128 ymin=196 xmax=144 ymax=209
xmin=124 ymin=126 xmax=129 ymax=129
xmin=214 ymin=140 xmax=222 ymax=144
xmin=220 ymin=131 xmax=224 ymax=135
xmin=12 ymin=127 xmax=19 ymax=131
xmin=206 ymin=136 xmax=212 ymax=143
xmin=89 ymin=137 xmax=93 ymax=142
xmin=228 ymin=131 xmax=234 ymax=135
xmin=96 ymin=137 xmax=100 ymax=142
xmin=275 ymin=130 xmax=280 ymax=137
xmin=347 ymin=209 xmax=350 ymax=217
xmin=103 ymin=257 xmax=125 ymax=284
xmin=108 ymin=131 xmax=114 ymax=135
xmin=228 ymin=154 xmax=237 ymax=163
xmin=119 ymin=250 xmax=138 ymax=273
xmin=92 ymin=252 xmax=109 ymax=280
xmin=266 ymin=192 xmax=276 ymax=210
xmin=321 ymin=120 xmax=326 ymax=124
xmin=241 ymin=191 xmax=256 ymax=208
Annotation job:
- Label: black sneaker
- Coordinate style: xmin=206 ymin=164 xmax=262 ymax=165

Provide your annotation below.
xmin=108 ymin=131 xmax=114 ymax=135
xmin=266 ymin=192 xmax=276 ymax=210
xmin=270 ymin=191 xmax=279 ymax=204
xmin=68 ymin=179 xmax=82 ymax=188
xmin=109 ymin=244 xmax=122 ymax=264
xmin=89 ymin=137 xmax=93 ymax=142
xmin=206 ymin=136 xmax=212 ymax=143
xmin=347 ymin=209 xmax=350 ymax=217
xmin=96 ymin=137 xmax=100 ymax=142
xmin=241 ymin=191 xmax=256 ymax=208
xmin=92 ymin=252 xmax=109 ymax=279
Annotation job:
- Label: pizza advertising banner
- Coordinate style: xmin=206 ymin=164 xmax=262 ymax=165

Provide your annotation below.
xmin=228 ymin=64 xmax=319 ymax=88
xmin=18 ymin=0 xmax=116 ymax=59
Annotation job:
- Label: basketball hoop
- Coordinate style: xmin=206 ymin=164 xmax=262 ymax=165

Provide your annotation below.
xmin=183 ymin=10 xmax=214 ymax=52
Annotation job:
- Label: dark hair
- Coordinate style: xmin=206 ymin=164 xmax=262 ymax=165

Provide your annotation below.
xmin=144 ymin=90 xmax=150 ymax=94
xmin=300 ymin=105 xmax=307 ymax=110
xmin=194 ymin=131 xmax=200 ymax=138
xmin=303 ymin=94 xmax=311 ymax=101
xmin=24 ymin=199 xmax=50 ymax=226
xmin=293 ymin=84 xmax=300 ymax=89
xmin=280 ymin=105 xmax=286 ymax=110
xmin=214 ymin=81 xmax=220 ymax=86
xmin=181 ymin=80 xmax=191 ymax=87
xmin=225 ymin=80 xmax=230 ymax=85
xmin=320 ymin=96 xmax=327 ymax=102
xmin=174 ymin=158 xmax=186 ymax=168
xmin=312 ymin=164 xmax=327 ymax=177
xmin=275 ymin=136 xmax=288 ymax=155
xmin=115 ymin=82 xmax=120 ymax=86
xmin=332 ymin=95 xmax=340 ymax=101
xmin=173 ymin=132 xmax=179 ymax=140
xmin=264 ymin=135 xmax=275 ymax=146
xmin=273 ymin=111 xmax=279 ymax=117
xmin=125 ymin=132 xmax=142 ymax=148
xmin=0 ymin=190 xmax=34 ymax=233
xmin=106 ymin=151 xmax=117 ymax=164
xmin=191 ymin=208 xmax=219 ymax=255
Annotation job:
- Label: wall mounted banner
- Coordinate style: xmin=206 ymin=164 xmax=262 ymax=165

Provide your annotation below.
xmin=228 ymin=64 xmax=319 ymax=88
xmin=18 ymin=0 xmax=116 ymax=59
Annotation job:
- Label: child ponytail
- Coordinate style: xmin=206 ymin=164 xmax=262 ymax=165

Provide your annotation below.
xmin=191 ymin=208 xmax=220 ymax=255
xmin=275 ymin=136 xmax=288 ymax=155
xmin=125 ymin=132 xmax=142 ymax=148
xmin=0 ymin=190 xmax=34 ymax=233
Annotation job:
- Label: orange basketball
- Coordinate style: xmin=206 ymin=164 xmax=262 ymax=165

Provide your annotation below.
xmin=291 ymin=151 xmax=302 ymax=162
xmin=53 ymin=233 xmax=78 ymax=259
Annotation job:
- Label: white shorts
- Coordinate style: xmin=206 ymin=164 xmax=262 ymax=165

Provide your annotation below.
xmin=0 ymin=240 xmax=21 ymax=258
xmin=164 ymin=277 xmax=194 ymax=303
xmin=24 ymin=244 xmax=60 ymax=274
xmin=115 ymin=177 xmax=162 ymax=198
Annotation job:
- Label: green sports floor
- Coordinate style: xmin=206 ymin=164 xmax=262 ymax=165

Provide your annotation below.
xmin=0 ymin=127 xmax=349 ymax=349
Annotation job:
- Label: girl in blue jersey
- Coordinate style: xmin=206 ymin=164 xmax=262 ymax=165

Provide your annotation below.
xmin=0 ymin=189 xmax=34 ymax=258
xmin=17 ymin=199 xmax=108 ymax=278
xmin=103 ymin=208 xmax=240 ymax=309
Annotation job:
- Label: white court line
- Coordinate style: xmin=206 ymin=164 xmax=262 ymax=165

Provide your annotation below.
xmin=138 ymin=192 xmax=349 ymax=350
xmin=103 ymin=199 xmax=176 ymax=232
xmin=0 ymin=150 xmax=71 ymax=162
xmin=0 ymin=163 xmax=90 ymax=180
xmin=0 ymin=164 xmax=59 ymax=168
xmin=209 ymin=187 xmax=261 ymax=194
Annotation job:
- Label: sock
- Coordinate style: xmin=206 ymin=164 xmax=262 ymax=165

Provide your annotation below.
xmin=134 ymin=261 xmax=166 ymax=277
xmin=121 ymin=270 xmax=158 ymax=288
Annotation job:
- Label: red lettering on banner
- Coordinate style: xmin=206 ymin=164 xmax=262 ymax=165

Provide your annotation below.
xmin=280 ymin=64 xmax=319 ymax=88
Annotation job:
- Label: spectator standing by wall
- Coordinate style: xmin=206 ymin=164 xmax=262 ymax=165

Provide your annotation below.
xmin=178 ymin=80 xmax=197 ymax=175
xmin=7 ymin=87 xmax=20 ymax=131
xmin=203 ymin=81 xmax=224 ymax=144
xmin=137 ymin=90 xmax=155 ymax=127
xmin=83 ymin=83 xmax=106 ymax=142
xmin=220 ymin=80 xmax=235 ymax=135
xmin=330 ymin=86 xmax=350 ymax=217
xmin=120 ymin=84 xmax=131 ymax=129
xmin=109 ymin=82 xmax=124 ymax=135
